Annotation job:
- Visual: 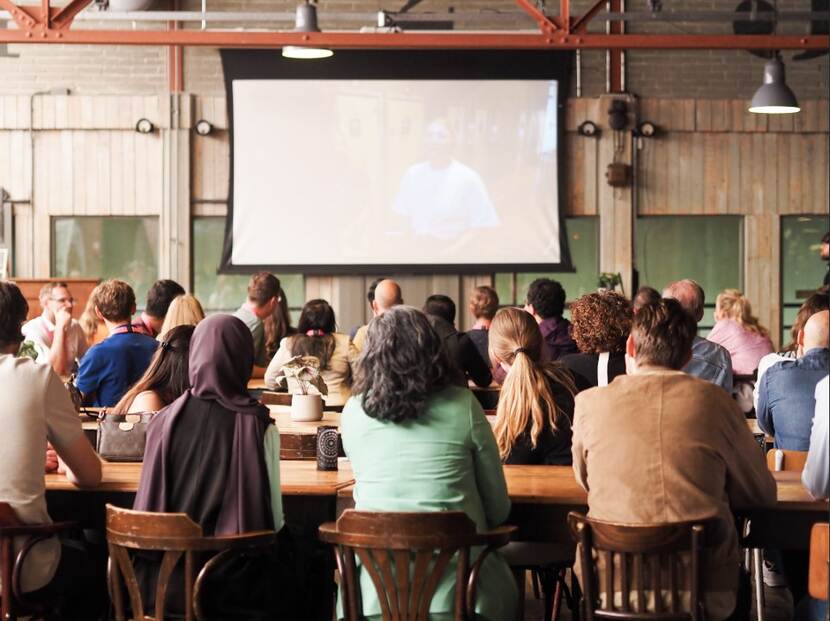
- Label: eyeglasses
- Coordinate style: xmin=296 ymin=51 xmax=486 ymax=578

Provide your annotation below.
xmin=49 ymin=297 xmax=75 ymax=304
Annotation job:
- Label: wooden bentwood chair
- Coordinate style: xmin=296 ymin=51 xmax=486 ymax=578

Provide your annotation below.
xmin=318 ymin=510 xmax=516 ymax=621
xmin=0 ymin=502 xmax=79 ymax=621
xmin=105 ymin=504 xmax=277 ymax=621
xmin=808 ymin=523 xmax=829 ymax=603
xmin=568 ymin=512 xmax=725 ymax=621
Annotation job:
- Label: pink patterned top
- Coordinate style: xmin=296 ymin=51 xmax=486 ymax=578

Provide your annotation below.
xmin=707 ymin=318 xmax=773 ymax=375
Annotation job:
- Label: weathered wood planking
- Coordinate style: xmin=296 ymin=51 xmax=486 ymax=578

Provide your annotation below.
xmin=32 ymin=130 xmax=163 ymax=218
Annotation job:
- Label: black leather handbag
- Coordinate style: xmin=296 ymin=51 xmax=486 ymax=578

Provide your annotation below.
xmin=95 ymin=411 xmax=153 ymax=462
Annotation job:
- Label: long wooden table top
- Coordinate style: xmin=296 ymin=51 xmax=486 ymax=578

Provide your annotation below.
xmin=45 ymin=459 xmax=354 ymax=496
xmin=337 ymin=466 xmax=826 ymax=511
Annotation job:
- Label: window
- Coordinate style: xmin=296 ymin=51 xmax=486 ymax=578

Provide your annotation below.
xmin=192 ymin=217 xmax=304 ymax=316
xmin=780 ymin=215 xmax=830 ymax=346
xmin=635 ymin=216 xmax=743 ymax=332
xmin=495 ymin=216 xmax=599 ymax=314
xmin=52 ymin=217 xmax=159 ymax=308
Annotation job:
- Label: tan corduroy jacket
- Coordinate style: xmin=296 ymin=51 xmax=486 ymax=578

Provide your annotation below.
xmin=572 ymin=369 xmax=777 ymax=620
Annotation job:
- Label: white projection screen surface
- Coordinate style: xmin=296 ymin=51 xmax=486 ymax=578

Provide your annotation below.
xmin=221 ymin=51 xmax=572 ymax=274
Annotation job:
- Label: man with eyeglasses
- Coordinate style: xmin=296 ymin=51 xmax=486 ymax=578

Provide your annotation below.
xmin=21 ymin=282 xmax=88 ymax=376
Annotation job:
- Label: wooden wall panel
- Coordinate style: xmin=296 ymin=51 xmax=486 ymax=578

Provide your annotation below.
xmin=0 ymin=130 xmax=32 ymax=200
xmin=192 ymin=131 xmax=229 ymax=201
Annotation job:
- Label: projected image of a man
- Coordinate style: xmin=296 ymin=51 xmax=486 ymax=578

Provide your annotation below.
xmin=392 ymin=119 xmax=499 ymax=241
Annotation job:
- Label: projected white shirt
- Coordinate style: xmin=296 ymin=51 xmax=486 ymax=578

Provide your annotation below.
xmin=393 ymin=159 xmax=499 ymax=240
xmin=230 ymin=79 xmax=561 ymax=267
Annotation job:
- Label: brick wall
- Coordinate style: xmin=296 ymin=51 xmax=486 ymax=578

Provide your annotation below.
xmin=0 ymin=0 xmax=827 ymax=98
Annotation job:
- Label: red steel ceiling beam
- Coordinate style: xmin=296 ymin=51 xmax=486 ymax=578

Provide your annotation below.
xmin=0 ymin=29 xmax=825 ymax=48
xmin=571 ymin=0 xmax=606 ymax=34
xmin=514 ymin=0 xmax=563 ymax=32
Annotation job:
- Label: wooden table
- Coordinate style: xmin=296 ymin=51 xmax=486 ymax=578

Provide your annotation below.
xmin=337 ymin=467 xmax=826 ymax=549
xmin=45 ymin=459 xmax=354 ymax=496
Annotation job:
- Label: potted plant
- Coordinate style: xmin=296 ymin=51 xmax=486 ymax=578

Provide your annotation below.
xmin=276 ymin=355 xmax=328 ymax=422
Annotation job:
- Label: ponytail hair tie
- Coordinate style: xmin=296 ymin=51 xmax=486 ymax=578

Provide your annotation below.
xmin=160 ymin=340 xmax=173 ymax=352
xmin=306 ymin=329 xmax=327 ymax=337
xmin=513 ymin=347 xmax=529 ymax=357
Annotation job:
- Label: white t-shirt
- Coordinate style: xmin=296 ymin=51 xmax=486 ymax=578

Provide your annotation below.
xmin=0 ymin=354 xmax=85 ymax=591
xmin=21 ymin=314 xmax=88 ymax=369
xmin=393 ymin=159 xmax=499 ymax=240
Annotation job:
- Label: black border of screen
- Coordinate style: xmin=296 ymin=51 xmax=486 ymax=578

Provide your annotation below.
xmin=219 ymin=49 xmax=574 ymax=275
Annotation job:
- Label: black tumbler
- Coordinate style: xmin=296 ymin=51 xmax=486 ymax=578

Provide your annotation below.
xmin=316 ymin=426 xmax=339 ymax=471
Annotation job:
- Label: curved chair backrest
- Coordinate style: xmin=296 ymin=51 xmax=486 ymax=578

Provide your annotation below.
xmin=568 ymin=511 xmax=726 ymax=621
xmin=765 ymin=449 xmax=808 ymax=472
xmin=0 ymin=502 xmax=78 ymax=621
xmin=319 ymin=510 xmax=514 ymax=621
xmin=105 ymin=504 xmax=276 ymax=621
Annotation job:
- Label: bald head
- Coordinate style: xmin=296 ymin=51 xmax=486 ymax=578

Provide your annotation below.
xmin=372 ymin=279 xmax=403 ymax=316
xmin=800 ymin=310 xmax=830 ymax=354
xmin=662 ymin=279 xmax=705 ymax=323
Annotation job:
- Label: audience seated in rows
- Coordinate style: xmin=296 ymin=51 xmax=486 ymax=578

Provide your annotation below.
xmin=111 ymin=324 xmax=195 ymax=414
xmin=632 ymin=285 xmax=661 ymax=313
xmin=524 ymin=278 xmax=578 ymax=361
xmin=754 ymin=286 xmax=830 ymax=410
xmin=233 ymin=271 xmax=281 ymax=372
xmin=341 ymin=305 xmax=517 ymax=621
xmin=265 ymin=298 xmax=358 ymax=405
xmin=264 ymin=286 xmax=296 ymax=360
xmin=22 ymin=281 xmax=88 ymax=376
xmin=424 ymin=294 xmax=492 ymax=388
xmin=757 ymin=310 xmax=829 ymax=450
xmin=0 ymin=281 xmax=102 ymax=615
xmin=157 ymin=293 xmax=204 ymax=341
xmin=466 ymin=285 xmax=499 ymax=367
xmin=75 ymin=279 xmax=158 ymax=407
xmin=803 ymin=375 xmax=829 ymax=499
xmin=663 ymin=278 xmax=734 ymax=393
xmin=352 ymin=279 xmax=402 ymax=353
xmin=133 ymin=314 xmax=285 ymax=617
xmin=560 ymin=291 xmax=631 ymax=390
xmin=489 ymin=307 xmax=575 ymax=465
xmin=708 ymin=288 xmax=773 ymax=376
xmin=133 ymin=279 xmax=185 ymax=338
xmin=571 ymin=297 xmax=776 ymax=621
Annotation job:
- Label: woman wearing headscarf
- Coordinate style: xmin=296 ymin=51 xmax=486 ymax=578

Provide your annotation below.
xmin=133 ymin=314 xmax=284 ymax=618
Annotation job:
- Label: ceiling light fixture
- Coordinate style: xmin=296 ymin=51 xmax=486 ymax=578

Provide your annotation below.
xmin=748 ymin=56 xmax=800 ymax=114
xmin=282 ymin=2 xmax=333 ymax=60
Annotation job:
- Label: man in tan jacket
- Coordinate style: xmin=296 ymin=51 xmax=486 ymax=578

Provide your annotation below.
xmin=572 ymin=298 xmax=776 ymax=621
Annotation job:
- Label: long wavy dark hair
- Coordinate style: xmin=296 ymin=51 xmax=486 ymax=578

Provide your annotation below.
xmin=111 ymin=324 xmax=194 ymax=414
xmin=289 ymin=299 xmax=337 ymax=370
xmin=353 ymin=306 xmax=452 ymax=423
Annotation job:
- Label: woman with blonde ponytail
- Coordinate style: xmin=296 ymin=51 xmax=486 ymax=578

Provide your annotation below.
xmin=489 ymin=307 xmax=576 ymax=464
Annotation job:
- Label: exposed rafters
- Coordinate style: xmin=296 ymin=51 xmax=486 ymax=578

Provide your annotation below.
xmin=0 ymin=0 xmax=826 ymax=49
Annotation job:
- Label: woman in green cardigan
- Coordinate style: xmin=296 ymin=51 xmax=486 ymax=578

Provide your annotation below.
xmin=341 ymin=305 xmax=518 ymax=621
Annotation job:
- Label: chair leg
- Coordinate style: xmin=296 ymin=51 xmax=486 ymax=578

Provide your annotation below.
xmin=752 ymin=548 xmax=765 ymax=621
xmin=550 ymin=569 xmax=566 ymax=621
xmin=512 ymin=567 xmax=526 ymax=621
xmin=532 ymin=569 xmax=542 ymax=600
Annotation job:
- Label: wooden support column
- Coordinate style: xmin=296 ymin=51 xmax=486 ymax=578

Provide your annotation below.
xmin=597 ymin=94 xmax=634 ymax=296
xmin=159 ymin=93 xmax=191 ymax=287
xmin=744 ymin=213 xmax=781 ymax=350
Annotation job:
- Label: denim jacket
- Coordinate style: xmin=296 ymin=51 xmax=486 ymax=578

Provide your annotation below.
xmin=757 ymin=347 xmax=830 ymax=450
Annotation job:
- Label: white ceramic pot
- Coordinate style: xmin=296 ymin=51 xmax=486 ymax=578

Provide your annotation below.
xmin=291 ymin=393 xmax=324 ymax=422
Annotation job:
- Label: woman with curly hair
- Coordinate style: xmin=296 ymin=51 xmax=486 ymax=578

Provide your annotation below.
xmin=560 ymin=291 xmax=633 ymax=391
xmin=341 ymin=305 xmax=517 ymax=621
xmin=708 ymin=288 xmax=773 ymax=375
xmin=489 ymin=307 xmax=576 ymax=463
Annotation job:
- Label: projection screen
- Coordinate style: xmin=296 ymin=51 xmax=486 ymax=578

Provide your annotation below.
xmin=220 ymin=50 xmax=572 ymax=274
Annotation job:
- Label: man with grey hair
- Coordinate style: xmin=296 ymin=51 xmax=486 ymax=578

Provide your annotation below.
xmin=352 ymin=279 xmax=403 ymax=352
xmin=663 ymin=279 xmax=733 ymax=393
